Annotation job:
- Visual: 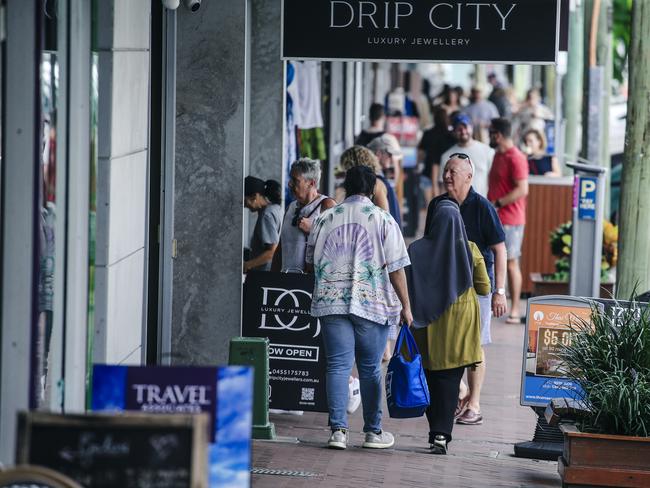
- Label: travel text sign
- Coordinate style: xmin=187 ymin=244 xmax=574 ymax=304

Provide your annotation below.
xmin=282 ymin=0 xmax=560 ymax=64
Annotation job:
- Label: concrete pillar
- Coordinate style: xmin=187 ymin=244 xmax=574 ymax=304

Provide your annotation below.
xmin=94 ymin=0 xmax=151 ymax=365
xmin=173 ymin=0 xmax=247 ymax=365
xmin=0 ymin=0 xmax=39 ymax=465
xmin=249 ymin=0 xmax=284 ymax=184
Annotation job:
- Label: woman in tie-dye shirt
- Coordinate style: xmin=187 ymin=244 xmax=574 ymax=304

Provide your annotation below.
xmin=305 ymin=166 xmax=412 ymax=451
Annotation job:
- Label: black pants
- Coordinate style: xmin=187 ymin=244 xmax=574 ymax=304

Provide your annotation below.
xmin=424 ymin=366 xmax=465 ymax=443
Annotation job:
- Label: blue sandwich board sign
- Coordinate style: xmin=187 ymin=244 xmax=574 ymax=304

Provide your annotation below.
xmin=92 ymin=365 xmax=253 ymax=488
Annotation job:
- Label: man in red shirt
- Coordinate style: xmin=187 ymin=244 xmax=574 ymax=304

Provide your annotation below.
xmin=487 ymin=118 xmax=529 ymax=323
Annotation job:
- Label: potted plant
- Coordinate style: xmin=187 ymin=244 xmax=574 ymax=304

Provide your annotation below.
xmin=530 ymin=220 xmax=618 ymax=297
xmin=555 ymin=297 xmax=650 ymax=487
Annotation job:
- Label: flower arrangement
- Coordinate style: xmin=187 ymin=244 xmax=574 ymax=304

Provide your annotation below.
xmin=546 ymin=220 xmax=618 ymax=282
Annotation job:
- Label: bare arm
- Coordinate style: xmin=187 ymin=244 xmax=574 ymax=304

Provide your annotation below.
xmin=373 ymin=179 xmax=390 ymax=211
xmin=495 ymin=178 xmax=528 ymax=207
xmin=389 ymin=268 xmax=413 ymax=326
xmin=431 ymin=165 xmax=441 ymax=197
xmin=244 ymin=243 xmax=278 ymax=273
xmin=490 ymin=241 xmax=508 ymax=317
xmin=270 ymin=241 xmax=282 ymax=272
xmin=545 ymin=156 xmax=561 ymax=177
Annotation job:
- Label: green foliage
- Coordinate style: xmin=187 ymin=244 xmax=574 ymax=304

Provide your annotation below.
xmin=558 ymin=296 xmax=650 ymax=437
xmin=612 ymin=0 xmax=633 ymax=83
xmin=546 ymin=221 xmax=617 ymax=282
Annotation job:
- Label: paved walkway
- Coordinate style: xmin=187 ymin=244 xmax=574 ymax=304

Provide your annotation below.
xmin=251 ymin=306 xmax=562 ymax=487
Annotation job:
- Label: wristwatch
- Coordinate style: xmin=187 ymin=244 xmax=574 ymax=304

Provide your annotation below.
xmin=495 ymin=288 xmax=506 ymax=296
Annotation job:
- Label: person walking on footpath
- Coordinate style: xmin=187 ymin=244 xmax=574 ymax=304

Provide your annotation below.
xmin=355 ymin=103 xmax=386 ymax=147
xmin=270 ymin=158 xmax=361 ymax=415
xmin=407 ymin=199 xmax=490 ymax=454
xmin=487 ymin=118 xmax=529 ymax=324
xmin=306 ymin=165 xmax=412 ymax=450
xmin=440 ymin=113 xmax=495 ymax=198
xmin=424 ymin=154 xmax=507 ymax=426
xmin=340 ymin=145 xmax=401 ymax=360
xmin=243 ymin=176 xmax=283 ymax=272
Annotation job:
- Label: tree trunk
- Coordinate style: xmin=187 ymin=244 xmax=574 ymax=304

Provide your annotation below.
xmin=616 ymin=1 xmax=650 ymax=298
xmin=563 ymin=1 xmax=583 ymax=167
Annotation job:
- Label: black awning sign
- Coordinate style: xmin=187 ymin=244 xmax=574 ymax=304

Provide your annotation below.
xmin=282 ymin=0 xmax=560 ymax=64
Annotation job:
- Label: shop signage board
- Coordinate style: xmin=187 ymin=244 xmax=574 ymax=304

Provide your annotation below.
xmin=521 ymin=295 xmax=649 ymax=407
xmin=15 ymin=411 xmax=209 ymax=488
xmin=242 ymin=271 xmax=327 ymax=412
xmin=91 ymin=365 xmax=253 ymax=488
xmin=282 ymin=0 xmax=560 ymax=64
xmin=521 ymin=296 xmax=593 ymax=407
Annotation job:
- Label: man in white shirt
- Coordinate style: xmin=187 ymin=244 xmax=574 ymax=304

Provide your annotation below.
xmin=440 ymin=114 xmax=495 ymax=198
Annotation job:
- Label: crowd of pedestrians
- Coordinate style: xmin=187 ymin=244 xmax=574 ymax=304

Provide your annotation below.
xmin=242 ymin=73 xmax=559 ymax=454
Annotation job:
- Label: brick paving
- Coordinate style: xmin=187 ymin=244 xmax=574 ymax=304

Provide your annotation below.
xmin=251 ymin=306 xmax=562 ymax=487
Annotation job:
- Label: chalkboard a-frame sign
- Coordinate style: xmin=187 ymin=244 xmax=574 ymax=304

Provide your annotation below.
xmin=15 ymin=411 xmax=209 ymax=488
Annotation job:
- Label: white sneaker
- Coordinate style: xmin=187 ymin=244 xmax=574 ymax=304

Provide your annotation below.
xmin=362 ymin=430 xmax=395 ymax=449
xmin=347 ymin=377 xmax=361 ymax=414
xmin=328 ymin=429 xmax=348 ymax=449
xmin=269 ymin=409 xmax=304 ymax=415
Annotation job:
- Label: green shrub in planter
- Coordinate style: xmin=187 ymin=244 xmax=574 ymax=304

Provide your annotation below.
xmin=558 ymin=297 xmax=650 ymax=437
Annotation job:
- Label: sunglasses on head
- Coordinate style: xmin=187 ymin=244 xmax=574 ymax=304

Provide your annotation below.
xmin=447 ymin=153 xmax=469 ymax=161
xmin=446 ymin=153 xmax=474 ymax=173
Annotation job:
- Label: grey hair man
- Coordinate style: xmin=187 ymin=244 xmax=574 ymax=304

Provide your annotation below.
xmin=271 ymin=158 xmax=335 ymax=272
xmin=424 ymin=153 xmax=507 ymax=426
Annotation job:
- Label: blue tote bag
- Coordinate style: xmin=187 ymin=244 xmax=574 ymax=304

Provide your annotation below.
xmin=385 ymin=324 xmax=430 ymax=418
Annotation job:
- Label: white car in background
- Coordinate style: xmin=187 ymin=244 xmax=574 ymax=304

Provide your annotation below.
xmin=609 ymin=99 xmax=627 ymax=159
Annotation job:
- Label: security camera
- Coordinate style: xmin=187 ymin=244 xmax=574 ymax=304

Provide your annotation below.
xmin=184 ymin=0 xmax=201 ymax=12
xmin=161 ymin=0 xmax=180 ymax=9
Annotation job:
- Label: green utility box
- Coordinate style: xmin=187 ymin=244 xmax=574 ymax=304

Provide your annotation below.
xmin=229 ymin=336 xmax=276 ymax=440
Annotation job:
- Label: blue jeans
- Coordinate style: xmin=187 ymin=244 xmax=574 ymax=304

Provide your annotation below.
xmin=320 ymin=314 xmax=390 ymax=433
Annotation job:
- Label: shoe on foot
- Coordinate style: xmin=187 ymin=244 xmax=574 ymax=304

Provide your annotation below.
xmin=454 ymin=396 xmax=469 ymax=420
xmin=456 ymin=409 xmax=483 ymax=425
xmin=328 ymin=429 xmax=348 ymax=450
xmin=347 ymin=377 xmax=361 ymax=414
xmin=430 ymin=435 xmax=447 ymax=455
xmin=363 ymin=430 xmax=395 ymax=449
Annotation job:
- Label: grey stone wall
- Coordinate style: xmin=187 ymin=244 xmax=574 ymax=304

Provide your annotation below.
xmin=173 ymin=0 xmax=246 ymax=365
xmin=249 ymin=0 xmax=284 ymax=184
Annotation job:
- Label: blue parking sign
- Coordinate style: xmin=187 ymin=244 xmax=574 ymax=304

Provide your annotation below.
xmin=577 ymin=176 xmax=597 ymax=220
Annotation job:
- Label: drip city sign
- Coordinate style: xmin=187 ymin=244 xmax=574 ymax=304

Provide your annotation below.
xmin=282 ymin=0 xmax=560 ymax=64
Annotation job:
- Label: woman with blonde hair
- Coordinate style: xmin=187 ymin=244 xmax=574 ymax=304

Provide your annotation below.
xmin=339 ymin=145 xmax=401 ymax=228
xmin=522 ymin=128 xmax=561 ymax=177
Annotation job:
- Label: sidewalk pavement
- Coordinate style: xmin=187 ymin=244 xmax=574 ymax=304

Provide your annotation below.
xmin=251 ymin=306 xmax=562 ymax=487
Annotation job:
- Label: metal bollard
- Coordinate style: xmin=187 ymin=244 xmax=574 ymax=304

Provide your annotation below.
xmin=228 ymin=337 xmax=276 ymax=440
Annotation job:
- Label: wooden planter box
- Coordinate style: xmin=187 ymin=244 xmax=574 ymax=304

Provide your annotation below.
xmin=530 ymin=273 xmax=615 ymax=298
xmin=559 ymin=424 xmax=650 ymax=488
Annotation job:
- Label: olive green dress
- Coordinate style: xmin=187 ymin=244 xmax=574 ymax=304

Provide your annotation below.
xmin=413 ymin=242 xmax=491 ymax=371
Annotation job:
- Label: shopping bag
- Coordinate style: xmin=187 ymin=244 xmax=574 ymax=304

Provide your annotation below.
xmin=385 ymin=324 xmax=430 ymax=418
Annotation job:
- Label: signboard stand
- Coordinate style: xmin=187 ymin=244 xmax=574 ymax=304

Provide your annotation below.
xmin=515 ymin=295 xmax=594 ymax=460
xmin=513 ymin=408 xmax=564 ymax=461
